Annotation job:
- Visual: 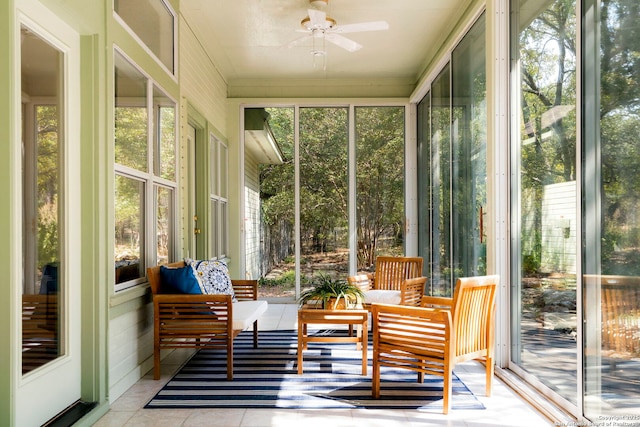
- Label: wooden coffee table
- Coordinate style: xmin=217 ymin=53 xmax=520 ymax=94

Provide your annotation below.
xmin=297 ymin=307 xmax=369 ymax=375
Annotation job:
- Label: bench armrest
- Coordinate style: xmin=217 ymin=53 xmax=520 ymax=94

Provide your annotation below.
xmin=232 ymin=279 xmax=259 ymax=301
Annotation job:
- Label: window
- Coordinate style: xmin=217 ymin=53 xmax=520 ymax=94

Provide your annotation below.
xmin=114 ymin=0 xmax=176 ymax=74
xmin=417 ymin=14 xmax=487 ymax=297
xmin=209 ymin=134 xmax=228 ymax=258
xmin=114 ymin=50 xmax=177 ymax=291
xmin=21 ymin=29 xmax=65 ymax=372
xmin=355 ymin=106 xmax=406 ymax=268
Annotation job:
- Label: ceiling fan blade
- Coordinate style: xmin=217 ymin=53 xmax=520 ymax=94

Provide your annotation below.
xmin=325 ymin=33 xmax=362 ymax=52
xmin=307 ymin=9 xmax=328 ymax=28
xmin=333 ymin=20 xmax=389 ymax=34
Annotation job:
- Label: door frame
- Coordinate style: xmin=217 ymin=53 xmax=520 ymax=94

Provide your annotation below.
xmin=13 ymin=2 xmax=82 ymax=425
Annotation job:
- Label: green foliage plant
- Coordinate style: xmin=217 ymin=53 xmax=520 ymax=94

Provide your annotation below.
xmin=298 ymin=273 xmax=364 ymax=309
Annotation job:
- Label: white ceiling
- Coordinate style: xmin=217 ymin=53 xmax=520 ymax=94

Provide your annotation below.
xmin=180 ymin=0 xmax=471 ymax=86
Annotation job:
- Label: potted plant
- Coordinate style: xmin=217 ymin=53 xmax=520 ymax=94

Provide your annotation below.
xmin=298 ymin=273 xmax=365 ymax=309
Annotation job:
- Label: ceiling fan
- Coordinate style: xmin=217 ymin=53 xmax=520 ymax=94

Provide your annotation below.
xmin=288 ymin=0 xmax=389 ymax=54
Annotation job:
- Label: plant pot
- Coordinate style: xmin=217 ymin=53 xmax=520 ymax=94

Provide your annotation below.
xmin=324 ymin=297 xmax=347 ymax=310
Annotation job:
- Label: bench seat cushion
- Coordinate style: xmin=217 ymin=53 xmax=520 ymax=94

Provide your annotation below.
xmin=231 ymin=300 xmax=268 ymax=330
xmin=364 ymin=289 xmax=401 ymax=305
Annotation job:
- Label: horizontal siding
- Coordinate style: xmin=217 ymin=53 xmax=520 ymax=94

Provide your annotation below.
xmin=108 ymin=301 xmax=154 ymax=400
xmin=244 ymin=151 xmax=260 ymax=280
xmin=179 ymin=14 xmax=228 ymax=134
xmin=541 ymin=181 xmax=577 ymax=274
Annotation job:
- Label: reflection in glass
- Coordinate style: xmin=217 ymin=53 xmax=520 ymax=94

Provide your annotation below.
xmin=431 ymin=65 xmax=452 ymax=296
xmin=355 ymin=107 xmax=405 ymax=270
xmin=451 ymin=15 xmax=487 ymax=282
xmin=156 ymin=186 xmax=172 ymax=265
xmin=417 ymin=14 xmax=487 ymax=298
xmin=154 ymin=86 xmax=175 ymax=181
xmin=114 ymin=0 xmax=175 ymax=73
xmin=583 ymin=0 xmax=640 ymax=419
xmin=512 ymin=0 xmax=577 ymax=404
xmin=21 ymin=28 xmax=63 ymax=374
xmin=115 ymin=52 xmax=148 ymax=172
xmin=115 ymin=175 xmax=145 ymax=284
xmin=417 ymin=93 xmax=431 ymax=281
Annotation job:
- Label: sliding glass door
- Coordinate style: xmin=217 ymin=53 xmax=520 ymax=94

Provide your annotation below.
xmin=582 ymin=0 xmax=640 ymax=420
xmin=510 ymin=0 xmax=578 ymax=407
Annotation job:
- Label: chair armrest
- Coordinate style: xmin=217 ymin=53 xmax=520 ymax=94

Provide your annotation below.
xmin=231 ymin=279 xmax=258 ymax=301
xmin=400 ymin=276 xmax=427 ymax=306
xmin=420 ymin=295 xmax=453 ymax=309
xmin=348 ymin=273 xmax=373 ymax=293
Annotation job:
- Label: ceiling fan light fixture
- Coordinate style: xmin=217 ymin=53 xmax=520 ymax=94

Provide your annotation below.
xmin=309 ymin=0 xmax=328 ymax=8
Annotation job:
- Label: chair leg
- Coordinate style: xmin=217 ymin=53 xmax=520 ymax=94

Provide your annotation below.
xmin=153 ymin=345 xmax=161 ymax=380
xmin=486 ymin=356 xmax=494 ymax=396
xmin=372 ymin=359 xmax=381 ymax=398
xmin=443 ymin=368 xmax=452 ymax=415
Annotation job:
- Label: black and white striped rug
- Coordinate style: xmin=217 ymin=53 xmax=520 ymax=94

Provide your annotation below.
xmin=145 ymin=329 xmax=484 ymax=411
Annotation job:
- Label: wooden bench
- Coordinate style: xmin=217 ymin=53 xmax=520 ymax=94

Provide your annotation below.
xmin=147 ymin=261 xmax=268 ymax=380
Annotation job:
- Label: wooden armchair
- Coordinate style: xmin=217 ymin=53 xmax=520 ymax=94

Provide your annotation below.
xmin=348 ymin=256 xmax=425 ymax=307
xmin=371 ymin=274 xmax=498 ymax=414
xmin=147 ymin=261 xmax=268 ymax=380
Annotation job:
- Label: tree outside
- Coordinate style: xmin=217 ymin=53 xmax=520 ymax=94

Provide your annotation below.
xmin=258 ymin=106 xmax=405 ymax=298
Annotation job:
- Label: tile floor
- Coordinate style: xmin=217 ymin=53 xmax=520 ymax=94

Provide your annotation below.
xmin=93 ymin=304 xmax=555 ymax=427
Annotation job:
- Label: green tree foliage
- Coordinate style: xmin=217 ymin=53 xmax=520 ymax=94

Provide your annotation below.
xmin=115 ymin=106 xmax=147 ymax=171
xmin=599 ymin=0 xmax=640 ymax=272
xmin=355 ymin=107 xmax=404 ymax=267
xmin=519 ymin=0 xmax=576 ymax=273
xmin=299 ymin=107 xmax=349 ymax=254
xmin=36 ymin=106 xmax=60 ymax=269
xmin=520 ymin=0 xmax=576 ymax=187
xmin=260 ymin=106 xmax=405 ymax=270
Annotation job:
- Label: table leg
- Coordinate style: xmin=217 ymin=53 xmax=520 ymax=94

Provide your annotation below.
xmin=361 ymin=319 xmax=368 ymax=375
xmin=297 ymin=321 xmax=304 ymax=374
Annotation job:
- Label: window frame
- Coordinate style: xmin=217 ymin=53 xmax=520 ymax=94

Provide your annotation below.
xmin=209 ymin=133 xmax=228 ymax=259
xmin=113 ymin=49 xmax=178 ymax=292
xmin=112 ymin=0 xmax=177 ymax=78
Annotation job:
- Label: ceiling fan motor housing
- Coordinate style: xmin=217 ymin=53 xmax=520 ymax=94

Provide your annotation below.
xmin=309 ymin=0 xmax=329 ymax=8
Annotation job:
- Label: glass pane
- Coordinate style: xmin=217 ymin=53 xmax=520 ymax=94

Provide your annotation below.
xmin=220 ymin=201 xmax=228 ymax=258
xmin=115 ymin=175 xmax=145 ymax=284
xmin=355 ymin=106 xmax=405 ymax=269
xmin=583 ymin=0 xmax=640 ymax=419
xmin=417 ymin=93 xmax=431 ymax=280
xmin=299 ymin=107 xmax=349 ymax=286
xmin=220 ymin=142 xmax=228 ymax=199
xmin=257 ymin=107 xmax=296 ymax=299
xmin=156 ymin=186 xmax=172 ymax=265
xmin=154 ymin=86 xmax=175 ymax=181
xmin=209 ymin=134 xmax=218 ymax=194
xmin=210 ymin=198 xmax=218 ymax=258
xmin=451 ymin=14 xmax=487 ymax=280
xmin=21 ymin=28 xmax=63 ymax=373
xmin=114 ymin=0 xmax=175 ymax=73
xmin=512 ymin=0 xmax=578 ymax=404
xmin=115 ymin=52 xmax=148 ymax=172
xmin=431 ymin=65 xmax=452 ymax=296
